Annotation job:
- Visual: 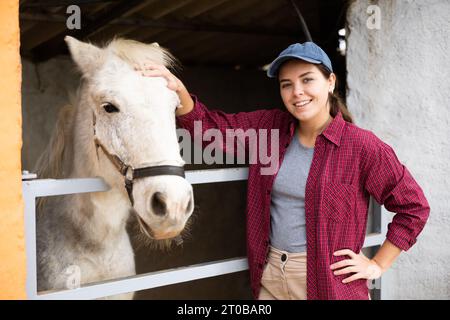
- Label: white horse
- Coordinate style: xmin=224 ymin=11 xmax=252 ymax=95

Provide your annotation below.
xmin=34 ymin=36 xmax=194 ymax=299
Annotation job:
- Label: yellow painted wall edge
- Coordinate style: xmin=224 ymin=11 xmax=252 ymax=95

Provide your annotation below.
xmin=0 ymin=0 xmax=26 ymax=300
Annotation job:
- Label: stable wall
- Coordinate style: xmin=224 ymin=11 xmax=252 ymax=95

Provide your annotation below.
xmin=347 ymin=0 xmax=450 ymax=299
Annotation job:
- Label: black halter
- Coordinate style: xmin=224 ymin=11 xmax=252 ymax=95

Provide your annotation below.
xmin=94 ymin=138 xmax=185 ymax=206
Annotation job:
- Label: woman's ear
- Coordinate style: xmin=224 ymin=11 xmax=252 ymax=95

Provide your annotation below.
xmin=328 ymin=73 xmax=336 ymax=93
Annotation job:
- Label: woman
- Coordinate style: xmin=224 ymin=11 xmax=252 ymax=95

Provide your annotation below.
xmin=137 ymin=42 xmax=430 ymax=300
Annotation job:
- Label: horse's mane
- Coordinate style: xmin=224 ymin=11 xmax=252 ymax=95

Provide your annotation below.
xmin=34 ymin=102 xmax=75 ymax=212
xmin=34 ymin=38 xmax=177 ymax=180
xmin=33 ymin=103 xmax=75 ymax=180
xmin=106 ymin=37 xmax=178 ymax=69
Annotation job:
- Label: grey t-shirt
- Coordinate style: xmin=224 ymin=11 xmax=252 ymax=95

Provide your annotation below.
xmin=269 ymin=133 xmax=314 ymax=253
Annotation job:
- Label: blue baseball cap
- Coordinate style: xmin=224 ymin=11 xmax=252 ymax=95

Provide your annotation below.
xmin=267 ymin=42 xmax=333 ymax=78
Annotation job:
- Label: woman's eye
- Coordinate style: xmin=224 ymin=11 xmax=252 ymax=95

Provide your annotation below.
xmin=281 ymin=83 xmax=292 ymax=89
xmin=102 ymin=103 xmax=120 ymax=113
xmin=303 ymin=78 xmax=313 ymax=83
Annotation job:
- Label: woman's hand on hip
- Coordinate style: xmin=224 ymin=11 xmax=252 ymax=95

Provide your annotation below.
xmin=330 ymin=249 xmax=383 ymax=283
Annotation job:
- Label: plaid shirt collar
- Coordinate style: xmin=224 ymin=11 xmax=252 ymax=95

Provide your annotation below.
xmin=322 ymin=111 xmax=345 ymax=147
xmin=288 ymin=111 xmax=346 ymax=147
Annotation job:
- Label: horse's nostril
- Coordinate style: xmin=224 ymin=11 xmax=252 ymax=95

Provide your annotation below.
xmin=151 ymin=192 xmax=167 ymax=216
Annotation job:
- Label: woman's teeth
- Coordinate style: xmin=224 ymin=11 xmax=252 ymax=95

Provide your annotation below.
xmin=294 ymin=100 xmax=312 ymax=107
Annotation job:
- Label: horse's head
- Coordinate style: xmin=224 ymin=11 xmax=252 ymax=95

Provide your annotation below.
xmin=65 ymin=36 xmax=193 ymax=240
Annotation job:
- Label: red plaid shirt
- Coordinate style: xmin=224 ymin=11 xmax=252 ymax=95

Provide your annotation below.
xmin=177 ymin=96 xmax=430 ymax=300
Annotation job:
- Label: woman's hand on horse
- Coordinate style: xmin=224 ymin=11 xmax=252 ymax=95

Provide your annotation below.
xmin=330 ymin=249 xmax=383 ymax=283
xmin=135 ymin=62 xmax=194 ymax=115
xmin=135 ymin=63 xmax=181 ymax=92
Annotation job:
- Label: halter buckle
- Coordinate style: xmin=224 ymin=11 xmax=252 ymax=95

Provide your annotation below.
xmin=124 ymin=166 xmax=134 ymax=181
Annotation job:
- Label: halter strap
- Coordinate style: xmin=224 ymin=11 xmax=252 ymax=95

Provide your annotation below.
xmin=94 ymin=138 xmax=128 ymax=175
xmin=133 ymin=165 xmax=185 ymax=179
xmin=94 ymin=138 xmax=185 ymax=206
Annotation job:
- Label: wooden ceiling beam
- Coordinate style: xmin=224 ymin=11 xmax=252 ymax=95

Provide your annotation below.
xmin=86 ymin=0 xmax=159 ymax=40
xmin=143 ymin=0 xmax=196 ymax=20
xmin=180 ymin=0 xmax=230 ymax=19
xmin=20 ymin=0 xmax=122 ymax=9
xmin=28 ymin=0 xmax=143 ymax=62
xmin=21 ymin=13 xmax=299 ymax=38
xmin=113 ymin=0 xmax=197 ymax=45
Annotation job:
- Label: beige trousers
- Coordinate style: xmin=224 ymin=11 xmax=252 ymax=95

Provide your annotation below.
xmin=258 ymin=246 xmax=307 ymax=300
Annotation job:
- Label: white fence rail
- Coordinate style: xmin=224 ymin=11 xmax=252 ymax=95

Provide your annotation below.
xmin=23 ymin=167 xmax=388 ymax=299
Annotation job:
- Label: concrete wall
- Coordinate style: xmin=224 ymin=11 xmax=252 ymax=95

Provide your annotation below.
xmin=0 ymin=0 xmax=26 ymax=299
xmin=347 ymin=0 xmax=450 ymax=299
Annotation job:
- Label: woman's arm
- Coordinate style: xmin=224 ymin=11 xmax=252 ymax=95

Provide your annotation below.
xmin=331 ymin=134 xmax=429 ymax=283
xmin=372 ymin=239 xmax=402 ymax=273
xmin=363 ymin=138 xmax=430 ymax=252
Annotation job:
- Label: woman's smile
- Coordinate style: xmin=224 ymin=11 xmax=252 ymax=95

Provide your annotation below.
xmin=293 ymin=99 xmax=313 ymax=108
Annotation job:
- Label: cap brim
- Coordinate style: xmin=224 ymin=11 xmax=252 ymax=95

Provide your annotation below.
xmin=267 ymin=55 xmax=322 ymax=78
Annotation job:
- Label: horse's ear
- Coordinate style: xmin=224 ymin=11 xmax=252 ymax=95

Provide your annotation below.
xmin=64 ymin=36 xmax=103 ymax=76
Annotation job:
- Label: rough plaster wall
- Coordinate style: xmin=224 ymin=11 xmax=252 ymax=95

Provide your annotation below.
xmin=347 ymin=0 xmax=450 ymax=299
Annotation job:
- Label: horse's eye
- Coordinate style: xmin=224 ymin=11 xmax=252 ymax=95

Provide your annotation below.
xmin=102 ymin=103 xmax=120 ymax=113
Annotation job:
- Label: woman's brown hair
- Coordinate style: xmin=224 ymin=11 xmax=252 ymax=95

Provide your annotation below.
xmin=316 ymin=64 xmax=353 ymax=123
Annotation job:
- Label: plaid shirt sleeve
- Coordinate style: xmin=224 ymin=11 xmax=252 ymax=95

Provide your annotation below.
xmin=362 ymin=134 xmax=430 ymax=251
xmin=176 ymin=95 xmax=279 ymax=153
